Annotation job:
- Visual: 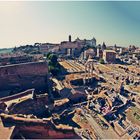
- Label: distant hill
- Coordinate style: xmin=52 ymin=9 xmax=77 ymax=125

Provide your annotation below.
xmin=0 ymin=48 xmax=13 ymax=54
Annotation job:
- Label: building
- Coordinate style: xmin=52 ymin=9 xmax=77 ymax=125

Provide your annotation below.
xmin=101 ymin=42 xmax=106 ymax=50
xmin=59 ymin=41 xmax=81 ymax=57
xmin=85 ymin=37 xmax=96 ymax=46
xmin=38 ymin=43 xmax=58 ymax=54
xmin=103 ymin=50 xmax=116 ymax=63
xmin=59 ymin=36 xmax=85 ymax=57
xmin=83 ymin=48 xmax=96 ymax=60
xmin=0 ymin=53 xmax=34 ymax=66
xmin=97 ymin=48 xmax=103 ymax=58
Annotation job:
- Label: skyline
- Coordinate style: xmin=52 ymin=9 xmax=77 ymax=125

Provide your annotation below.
xmin=0 ymin=1 xmax=140 ymax=48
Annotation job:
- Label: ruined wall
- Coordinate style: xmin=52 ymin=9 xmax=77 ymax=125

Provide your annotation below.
xmin=1 ymin=113 xmax=81 ymax=139
xmin=0 ymin=89 xmax=33 ymax=102
xmin=15 ymin=126 xmax=80 ymax=139
xmin=0 ymin=62 xmax=48 ymax=94
xmin=8 ymin=94 xmax=49 ymax=116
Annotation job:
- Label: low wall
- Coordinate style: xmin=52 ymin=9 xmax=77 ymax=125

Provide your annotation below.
xmin=0 ymin=89 xmax=34 ymax=102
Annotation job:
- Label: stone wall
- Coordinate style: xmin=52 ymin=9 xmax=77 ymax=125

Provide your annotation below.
xmin=0 ymin=62 xmax=48 ymax=96
xmin=15 ymin=126 xmax=80 ymax=139
xmin=8 ymin=94 xmax=49 ymax=116
xmin=0 ymin=113 xmax=81 ymax=139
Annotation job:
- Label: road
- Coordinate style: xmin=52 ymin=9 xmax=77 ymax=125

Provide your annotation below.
xmin=124 ymin=85 xmax=140 ymax=96
xmin=85 ymin=114 xmax=120 ymax=139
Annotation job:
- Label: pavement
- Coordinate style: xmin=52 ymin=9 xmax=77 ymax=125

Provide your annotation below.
xmin=85 ymin=113 xmax=120 ymax=139
xmin=0 ymin=118 xmax=15 ymax=139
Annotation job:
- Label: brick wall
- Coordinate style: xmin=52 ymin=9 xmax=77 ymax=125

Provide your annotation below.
xmin=0 ymin=62 xmax=48 ymax=92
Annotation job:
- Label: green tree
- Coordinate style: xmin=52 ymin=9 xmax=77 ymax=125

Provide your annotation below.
xmin=46 ymin=52 xmax=52 ymax=59
xmin=99 ymin=58 xmax=105 ymax=64
xmin=47 ymin=54 xmax=61 ymax=76
xmin=48 ymin=54 xmax=58 ymax=64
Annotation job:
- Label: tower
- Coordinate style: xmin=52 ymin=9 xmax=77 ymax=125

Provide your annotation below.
xmin=69 ymin=35 xmax=71 ymax=42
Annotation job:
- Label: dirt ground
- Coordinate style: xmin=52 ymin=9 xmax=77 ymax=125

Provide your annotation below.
xmin=126 ymin=106 xmax=140 ymax=126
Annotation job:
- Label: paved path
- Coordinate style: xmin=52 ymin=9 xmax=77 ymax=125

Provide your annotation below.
xmin=0 ymin=118 xmax=15 ymax=139
xmin=85 ymin=114 xmax=120 ymax=139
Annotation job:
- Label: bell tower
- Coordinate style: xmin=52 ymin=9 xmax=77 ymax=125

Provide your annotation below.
xmin=69 ymin=35 xmax=71 ymax=42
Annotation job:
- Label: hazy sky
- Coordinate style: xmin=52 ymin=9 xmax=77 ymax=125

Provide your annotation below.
xmin=0 ymin=1 xmax=140 ymax=48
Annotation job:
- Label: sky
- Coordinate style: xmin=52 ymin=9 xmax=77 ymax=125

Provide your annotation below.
xmin=0 ymin=1 xmax=140 ymax=48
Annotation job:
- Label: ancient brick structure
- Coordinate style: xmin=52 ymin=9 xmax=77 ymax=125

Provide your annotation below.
xmin=0 ymin=113 xmax=81 ymax=139
xmin=0 ymin=62 xmax=48 ymax=96
xmin=103 ymin=50 xmax=116 ymax=63
xmin=8 ymin=94 xmax=49 ymax=116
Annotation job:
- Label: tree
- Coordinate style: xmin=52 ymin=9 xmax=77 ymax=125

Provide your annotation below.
xmin=48 ymin=54 xmax=58 ymax=64
xmin=13 ymin=46 xmax=17 ymax=52
xmin=9 ymin=57 xmax=15 ymax=64
xmin=102 ymin=42 xmax=106 ymax=47
xmin=99 ymin=58 xmax=105 ymax=64
xmin=46 ymin=52 xmax=52 ymax=59
xmin=47 ymin=54 xmax=61 ymax=76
